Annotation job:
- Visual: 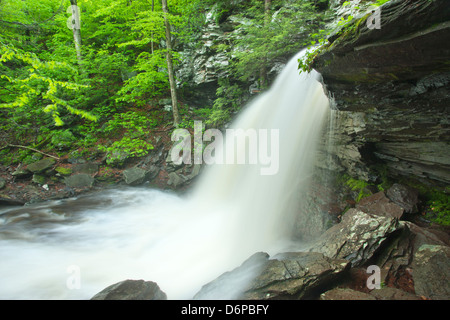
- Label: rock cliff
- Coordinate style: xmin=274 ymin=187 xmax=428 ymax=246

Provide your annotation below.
xmin=312 ymin=0 xmax=450 ymax=188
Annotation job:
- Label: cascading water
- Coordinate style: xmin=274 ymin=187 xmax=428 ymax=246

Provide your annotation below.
xmin=0 ymin=49 xmax=329 ymax=300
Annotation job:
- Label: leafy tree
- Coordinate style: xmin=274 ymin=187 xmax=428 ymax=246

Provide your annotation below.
xmin=232 ymin=0 xmax=328 ymax=87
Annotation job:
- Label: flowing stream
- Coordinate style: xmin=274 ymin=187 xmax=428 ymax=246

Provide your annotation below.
xmin=0 ymin=49 xmax=330 ymax=300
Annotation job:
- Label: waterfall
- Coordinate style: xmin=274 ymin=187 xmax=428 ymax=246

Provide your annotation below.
xmin=189 ymin=49 xmax=330 ymax=257
xmin=0 ymin=49 xmax=329 ymax=300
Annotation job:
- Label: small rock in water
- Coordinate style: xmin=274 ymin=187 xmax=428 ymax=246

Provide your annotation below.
xmin=91 ymin=279 xmax=167 ymax=300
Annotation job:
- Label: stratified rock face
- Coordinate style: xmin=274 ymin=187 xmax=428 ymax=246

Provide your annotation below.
xmin=91 ymin=279 xmax=167 ymax=300
xmin=194 ymin=251 xmax=349 ymax=300
xmin=313 ymin=0 xmax=450 ymax=186
xmin=241 ymin=252 xmax=350 ymax=300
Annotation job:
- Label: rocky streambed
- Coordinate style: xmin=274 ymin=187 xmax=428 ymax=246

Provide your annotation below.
xmin=91 ymin=183 xmax=450 ymax=301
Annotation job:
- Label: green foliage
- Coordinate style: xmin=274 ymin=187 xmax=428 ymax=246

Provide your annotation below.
xmin=0 ymin=46 xmax=97 ymax=126
xmin=232 ymin=0 xmax=327 ymax=84
xmin=339 ymin=174 xmax=371 ymax=203
xmin=50 ymin=129 xmax=77 ymax=150
xmin=103 ymin=111 xmax=157 ymax=137
xmin=425 ymin=192 xmax=450 ymax=226
xmin=375 ymin=0 xmax=391 ymax=6
xmin=206 ymin=78 xmax=245 ymax=127
xmin=115 ymin=51 xmax=169 ymax=106
xmin=98 ymin=111 xmax=157 ymax=165
xmin=55 ymin=166 xmax=73 ymax=176
xmin=99 ymin=137 xmax=154 ymax=164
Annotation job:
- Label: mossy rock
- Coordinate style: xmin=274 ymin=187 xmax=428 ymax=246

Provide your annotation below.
xmin=26 ymin=158 xmax=56 ymax=173
xmin=32 ymin=174 xmax=46 ymax=185
xmin=55 ymin=166 xmax=73 ymax=176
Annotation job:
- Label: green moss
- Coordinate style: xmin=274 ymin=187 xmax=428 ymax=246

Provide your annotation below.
xmin=55 ymin=166 xmax=73 ymax=176
xmin=398 ymin=177 xmax=450 ymax=226
xmin=338 ymin=173 xmax=372 ymax=203
xmin=426 ymin=192 xmax=450 ymax=226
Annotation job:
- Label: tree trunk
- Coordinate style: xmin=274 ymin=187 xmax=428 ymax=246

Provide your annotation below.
xmin=260 ymin=0 xmax=271 ymax=89
xmin=161 ymin=0 xmax=180 ymax=127
xmin=69 ymin=0 xmax=82 ymax=64
xmin=151 ymin=0 xmax=154 ymax=54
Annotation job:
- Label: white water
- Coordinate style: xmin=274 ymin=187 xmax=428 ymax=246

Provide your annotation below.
xmin=0 ymin=50 xmax=329 ymax=300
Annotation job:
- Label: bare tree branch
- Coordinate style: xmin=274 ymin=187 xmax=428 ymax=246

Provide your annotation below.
xmin=1 ymin=144 xmax=60 ymax=160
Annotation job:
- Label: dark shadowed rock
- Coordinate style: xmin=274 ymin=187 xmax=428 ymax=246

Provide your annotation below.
xmin=11 ymin=166 xmax=31 ymax=178
xmin=369 ymin=287 xmax=421 ymax=300
xmin=412 ymin=244 xmax=450 ymax=300
xmin=320 ymin=288 xmax=376 ymax=300
xmin=371 ymin=220 xmax=450 ymax=287
xmin=0 ymin=196 xmax=25 ymax=207
xmin=91 ymin=279 xmax=167 ymax=300
xmin=386 ymin=183 xmax=420 ymax=214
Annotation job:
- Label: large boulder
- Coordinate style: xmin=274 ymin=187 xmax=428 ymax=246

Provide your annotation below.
xmin=194 ymin=252 xmax=270 ymax=300
xmin=371 ymin=220 xmax=450 ymax=288
xmin=412 ymin=244 xmax=450 ymax=300
xmin=123 ymin=167 xmax=147 ymax=186
xmin=386 ymin=183 xmax=420 ymax=214
xmin=26 ymin=158 xmax=56 ymax=173
xmin=91 ymin=279 xmax=167 ymax=300
xmin=194 ymin=251 xmax=350 ymax=300
xmin=356 ymin=191 xmax=404 ymax=219
xmin=241 ymin=252 xmax=350 ymax=300
xmin=64 ymin=174 xmax=95 ymax=188
xmin=308 ymin=208 xmax=402 ymax=267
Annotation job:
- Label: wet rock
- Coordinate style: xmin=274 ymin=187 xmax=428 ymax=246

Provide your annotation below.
xmin=313 ymin=0 xmax=450 ymax=187
xmin=64 ymin=174 xmax=95 ymax=188
xmin=386 ymin=183 xmax=420 ymax=214
xmin=356 ymin=191 xmax=404 ymax=219
xmin=146 ymin=165 xmax=161 ymax=181
xmin=26 ymin=158 xmax=56 ymax=173
xmin=194 ymin=252 xmax=270 ymax=300
xmin=91 ymin=279 xmax=167 ymax=300
xmin=167 ymin=171 xmax=188 ymax=188
xmin=308 ymin=208 xmax=402 ymax=267
xmin=165 ymin=151 xmax=184 ymax=173
xmin=320 ymin=288 xmax=376 ymax=300
xmin=240 ymin=252 xmax=350 ymax=300
xmin=0 ymin=196 xmax=25 ymax=207
xmin=412 ymin=244 xmax=450 ymax=300
xmin=123 ymin=167 xmax=147 ymax=186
